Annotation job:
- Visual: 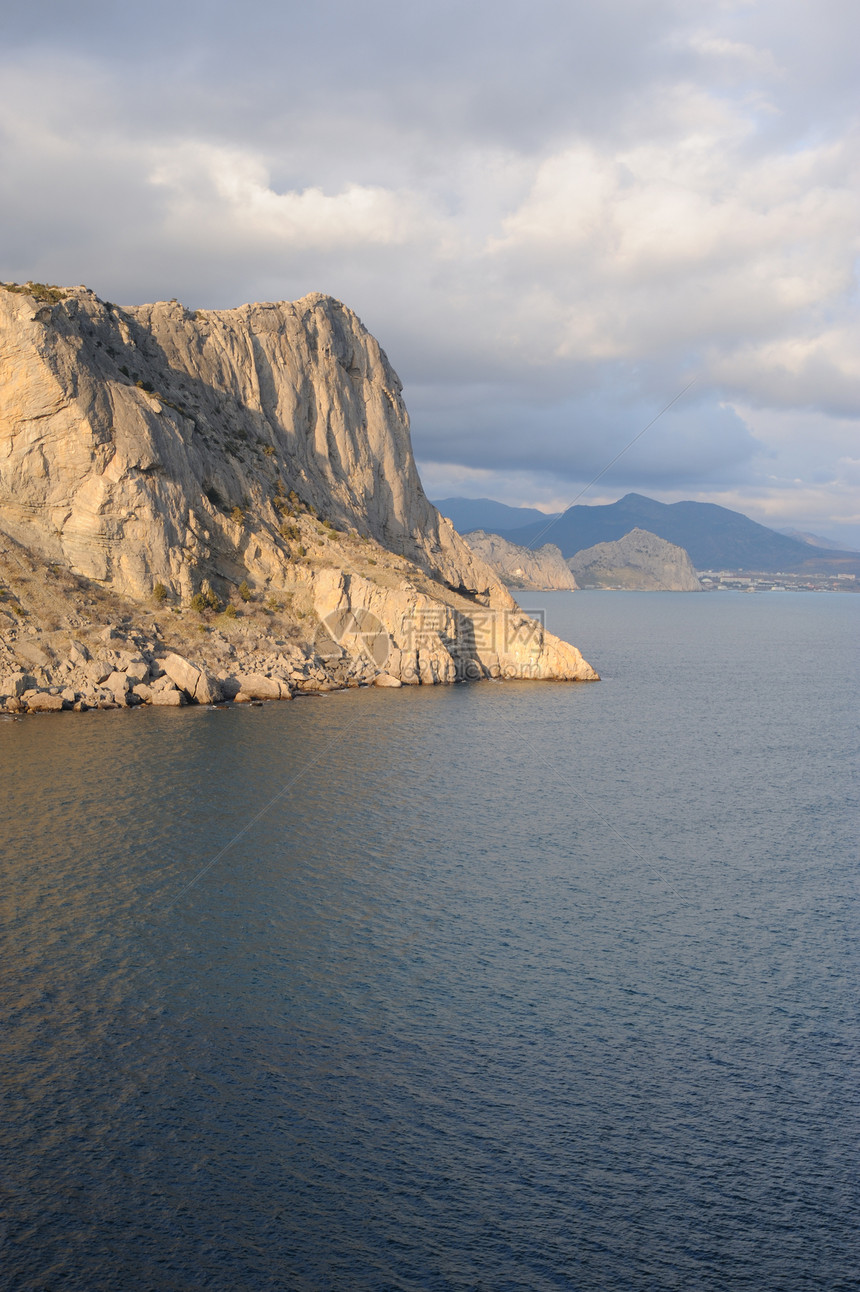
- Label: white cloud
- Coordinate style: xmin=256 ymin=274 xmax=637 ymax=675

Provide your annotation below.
xmin=1 ymin=1 xmax=859 ymax=539
xmin=148 ymin=145 xmax=435 ymax=249
xmin=487 ymin=112 xmax=860 ymax=374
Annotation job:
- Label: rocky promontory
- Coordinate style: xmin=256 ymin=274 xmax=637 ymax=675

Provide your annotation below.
xmin=568 ymin=529 xmax=702 ymax=590
xmin=0 ymin=282 xmax=597 ymax=712
xmin=462 ymin=531 xmax=579 ymax=590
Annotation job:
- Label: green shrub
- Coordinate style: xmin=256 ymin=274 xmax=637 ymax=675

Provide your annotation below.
xmin=262 ymin=444 xmax=275 ymax=457
xmin=223 ymin=603 xmax=238 ymax=619
xmin=238 ymin=580 xmax=252 ymax=602
xmin=2 ymin=280 xmax=67 ymax=304
xmin=189 ymin=592 xmax=207 ymax=613
xmin=231 ymin=506 xmax=244 ymax=524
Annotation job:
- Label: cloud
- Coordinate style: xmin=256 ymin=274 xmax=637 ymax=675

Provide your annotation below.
xmin=1 ymin=1 xmax=859 ymax=544
xmin=148 ymin=144 xmax=435 ymax=249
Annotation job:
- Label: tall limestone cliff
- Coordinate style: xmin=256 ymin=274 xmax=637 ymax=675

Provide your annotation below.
xmin=0 ymin=283 xmax=596 ymax=710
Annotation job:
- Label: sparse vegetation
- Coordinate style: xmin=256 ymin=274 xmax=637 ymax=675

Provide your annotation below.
xmin=189 ymin=587 xmax=221 ymax=614
xmin=2 ymin=280 xmax=68 ymax=304
xmin=262 ymin=444 xmax=276 ymax=457
xmin=280 ymin=521 xmax=300 ymax=541
xmin=231 ymin=506 xmax=245 ymax=524
xmin=152 ymin=582 xmax=169 ymax=604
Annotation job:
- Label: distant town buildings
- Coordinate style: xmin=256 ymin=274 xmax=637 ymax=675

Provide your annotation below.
xmin=698 ymin=571 xmax=858 ymax=593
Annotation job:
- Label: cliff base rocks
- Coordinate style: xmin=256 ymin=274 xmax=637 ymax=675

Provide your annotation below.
xmin=0 ymin=283 xmax=598 ymax=711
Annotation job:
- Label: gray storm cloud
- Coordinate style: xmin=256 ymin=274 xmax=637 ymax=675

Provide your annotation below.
xmin=2 ymin=0 xmax=859 ymax=542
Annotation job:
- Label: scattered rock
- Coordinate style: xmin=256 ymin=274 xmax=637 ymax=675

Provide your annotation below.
xmin=150 ymin=688 xmax=184 ymax=706
xmin=160 ymin=652 xmax=222 ymax=704
xmin=25 ymin=692 xmax=64 ymax=712
xmin=231 ymin=673 xmax=289 ymax=701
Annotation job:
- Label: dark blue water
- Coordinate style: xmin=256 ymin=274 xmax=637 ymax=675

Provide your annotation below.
xmin=2 ymin=592 xmax=858 ymax=1290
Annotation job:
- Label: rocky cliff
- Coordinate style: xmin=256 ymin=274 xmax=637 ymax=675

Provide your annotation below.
xmin=568 ymin=529 xmax=702 ymax=591
xmin=0 ymin=283 xmax=596 ymax=711
xmin=463 ymin=530 xmax=578 ymax=590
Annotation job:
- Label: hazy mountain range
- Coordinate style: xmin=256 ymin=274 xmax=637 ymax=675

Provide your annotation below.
xmin=434 ymin=494 xmax=860 ymax=575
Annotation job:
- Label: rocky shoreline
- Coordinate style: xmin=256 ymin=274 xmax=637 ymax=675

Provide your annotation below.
xmin=2 ymin=626 xmax=374 ymax=715
xmin=0 ymin=282 xmax=598 ymax=706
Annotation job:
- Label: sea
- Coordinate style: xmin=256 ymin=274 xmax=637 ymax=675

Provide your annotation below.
xmin=1 ymin=591 xmax=858 ymax=1291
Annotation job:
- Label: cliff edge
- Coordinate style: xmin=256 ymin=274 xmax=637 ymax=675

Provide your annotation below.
xmin=463 ymin=531 xmax=578 ymax=590
xmin=0 ymin=283 xmax=596 ymax=711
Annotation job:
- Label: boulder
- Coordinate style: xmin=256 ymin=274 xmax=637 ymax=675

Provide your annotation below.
xmin=159 ymin=652 xmax=222 ymax=703
xmin=14 ymin=639 xmax=52 ymax=670
xmin=150 ymin=688 xmax=184 ymax=706
xmin=231 ymin=673 xmax=289 ymax=701
xmin=105 ymin=671 xmax=130 ymax=698
xmin=1 ymin=671 xmax=35 ymax=698
xmin=25 ymin=692 xmax=64 ymax=712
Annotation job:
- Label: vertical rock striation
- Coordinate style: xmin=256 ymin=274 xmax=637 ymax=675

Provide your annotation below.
xmin=0 ymin=283 xmax=597 ymax=703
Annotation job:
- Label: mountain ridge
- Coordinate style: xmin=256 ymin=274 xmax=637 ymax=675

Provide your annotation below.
xmin=436 ymin=494 xmax=860 ymax=574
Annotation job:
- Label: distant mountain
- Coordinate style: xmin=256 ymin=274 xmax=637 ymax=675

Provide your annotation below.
xmin=433 ymin=497 xmax=557 ymax=534
xmin=462 ymin=530 xmax=578 ymax=591
xmin=777 ymin=528 xmax=858 ymax=553
xmin=568 ymin=529 xmax=702 ymax=591
xmin=493 ymin=493 xmax=860 ymax=574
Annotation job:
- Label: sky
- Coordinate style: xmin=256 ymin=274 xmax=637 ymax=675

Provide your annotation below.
xmin=2 ymin=0 xmax=859 ymax=544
